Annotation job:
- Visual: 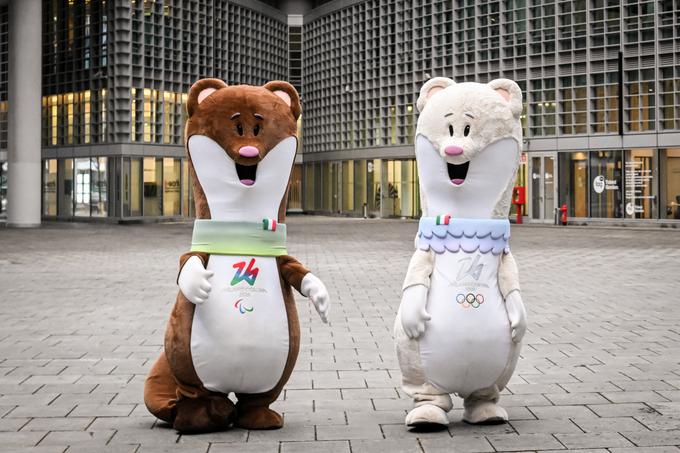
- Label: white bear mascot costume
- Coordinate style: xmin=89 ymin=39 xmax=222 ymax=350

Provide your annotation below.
xmin=395 ymin=78 xmax=527 ymax=429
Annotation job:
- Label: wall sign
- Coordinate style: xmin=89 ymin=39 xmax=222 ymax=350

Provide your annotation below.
xmin=625 ymin=160 xmax=654 ymax=216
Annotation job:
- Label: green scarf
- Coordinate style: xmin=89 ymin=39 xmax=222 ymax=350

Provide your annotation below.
xmin=190 ymin=219 xmax=287 ymax=257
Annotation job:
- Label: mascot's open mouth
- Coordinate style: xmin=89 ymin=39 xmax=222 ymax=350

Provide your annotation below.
xmin=235 ymin=163 xmax=257 ymax=186
xmin=447 ymin=161 xmax=470 ymax=186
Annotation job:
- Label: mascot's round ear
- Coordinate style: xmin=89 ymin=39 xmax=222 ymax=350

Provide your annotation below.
xmin=488 ymin=79 xmax=523 ymax=117
xmin=264 ymin=81 xmax=301 ymax=120
xmin=187 ymin=78 xmax=228 ymax=117
xmin=416 ymin=77 xmax=455 ymax=113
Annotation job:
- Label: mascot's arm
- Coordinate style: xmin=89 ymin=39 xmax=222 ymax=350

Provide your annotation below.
xmin=280 ymin=255 xmax=331 ymax=323
xmin=176 ymin=252 xmax=213 ymax=305
xmin=499 ymin=251 xmax=527 ymax=343
xmin=400 ymin=249 xmax=434 ymax=339
xmin=402 ymin=248 xmax=435 ymax=290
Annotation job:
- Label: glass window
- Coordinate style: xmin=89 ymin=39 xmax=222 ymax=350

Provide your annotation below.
xmin=43 ymin=159 xmax=57 ymax=216
xmin=182 ymin=159 xmax=194 ymax=218
xmin=143 ymin=157 xmax=162 ymax=216
xmin=91 ymin=157 xmax=108 ymax=217
xmin=366 ymin=159 xmax=382 ymax=217
xmin=558 ymin=152 xmax=588 ymax=217
xmin=624 ymin=149 xmax=656 ymax=219
xmin=313 ymin=162 xmax=323 ymax=211
xmin=58 ymin=159 xmax=74 ymax=217
xmin=402 ymin=159 xmax=420 ymax=218
xmin=341 ymin=160 xmax=354 ymax=212
xmin=320 ymin=162 xmax=332 ymax=212
xmin=303 ymin=162 xmax=315 ymax=212
xmin=287 ymin=163 xmax=302 ymax=211
xmin=589 ymin=150 xmax=623 ymax=218
xmin=353 ymin=160 xmax=367 ymax=216
xmin=0 ymin=162 xmax=7 ymax=214
xmin=162 ymin=158 xmax=181 ymax=216
xmin=660 ymin=148 xmax=680 ymax=220
xmin=123 ymin=157 xmax=142 ymax=217
xmin=74 ymin=158 xmax=91 ymax=216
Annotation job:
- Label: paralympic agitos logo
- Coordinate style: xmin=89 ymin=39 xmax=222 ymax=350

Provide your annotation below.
xmin=231 ymin=258 xmax=259 ymax=286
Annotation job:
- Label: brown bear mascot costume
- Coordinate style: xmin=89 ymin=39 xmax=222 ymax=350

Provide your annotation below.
xmin=144 ymin=79 xmax=330 ymax=433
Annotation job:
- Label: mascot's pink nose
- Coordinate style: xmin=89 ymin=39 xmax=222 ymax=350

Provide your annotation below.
xmin=444 ymin=145 xmax=464 ymax=156
xmin=238 ymin=146 xmax=259 ymax=158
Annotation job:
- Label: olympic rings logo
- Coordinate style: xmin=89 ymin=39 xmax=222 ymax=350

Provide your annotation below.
xmin=456 ymin=292 xmax=484 ymax=309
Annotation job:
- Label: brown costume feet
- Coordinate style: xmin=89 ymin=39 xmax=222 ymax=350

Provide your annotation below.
xmin=235 ymin=406 xmax=283 ymax=430
xmin=173 ymin=395 xmax=236 ymax=434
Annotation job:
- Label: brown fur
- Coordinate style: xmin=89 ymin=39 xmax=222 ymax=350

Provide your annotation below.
xmin=144 ymin=79 xmax=310 ymax=433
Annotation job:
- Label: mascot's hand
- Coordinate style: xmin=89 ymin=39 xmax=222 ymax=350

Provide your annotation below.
xmin=178 ymin=255 xmax=214 ymax=304
xmin=400 ymin=285 xmax=431 ymax=339
xmin=505 ymin=290 xmax=527 ymax=343
xmin=301 ymin=273 xmax=330 ymax=323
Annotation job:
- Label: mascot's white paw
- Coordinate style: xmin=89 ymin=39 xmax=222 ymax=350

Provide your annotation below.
xmin=301 ymin=273 xmax=330 ymax=323
xmin=178 ymin=255 xmax=214 ymax=304
xmin=400 ymin=285 xmax=431 ymax=339
xmin=463 ymin=401 xmax=508 ymax=425
xmin=505 ymin=290 xmax=527 ymax=342
xmin=405 ymin=404 xmax=449 ymax=429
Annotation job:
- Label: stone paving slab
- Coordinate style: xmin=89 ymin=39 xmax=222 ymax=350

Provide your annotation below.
xmin=0 ymin=217 xmax=679 ymax=452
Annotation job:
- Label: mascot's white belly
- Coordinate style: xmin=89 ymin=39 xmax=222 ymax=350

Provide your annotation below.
xmin=419 ymin=251 xmax=511 ymax=395
xmin=415 ymin=217 xmax=513 ymax=396
xmin=190 ymin=255 xmax=289 ymax=394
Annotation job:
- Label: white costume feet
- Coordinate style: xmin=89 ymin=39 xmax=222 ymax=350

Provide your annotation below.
xmin=463 ymin=400 xmax=508 ymax=424
xmin=405 ymin=404 xmax=449 ymax=429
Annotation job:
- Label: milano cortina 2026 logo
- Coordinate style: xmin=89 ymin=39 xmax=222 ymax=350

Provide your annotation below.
xmin=231 ymin=258 xmax=259 ymax=314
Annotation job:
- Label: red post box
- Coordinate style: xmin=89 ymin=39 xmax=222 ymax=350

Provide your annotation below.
xmin=511 ymin=186 xmax=526 ymax=224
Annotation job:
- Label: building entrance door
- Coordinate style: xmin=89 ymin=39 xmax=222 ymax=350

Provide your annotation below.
xmin=529 ymin=152 xmax=558 ymax=222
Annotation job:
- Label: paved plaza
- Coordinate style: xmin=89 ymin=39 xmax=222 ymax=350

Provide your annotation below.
xmin=0 ymin=217 xmax=679 ymax=453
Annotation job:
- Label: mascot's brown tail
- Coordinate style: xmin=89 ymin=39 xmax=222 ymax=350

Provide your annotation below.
xmin=144 ymin=351 xmax=178 ymax=423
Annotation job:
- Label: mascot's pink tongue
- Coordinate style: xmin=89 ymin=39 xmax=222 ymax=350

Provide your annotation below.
xmin=451 ymin=178 xmax=465 ymax=185
xmin=240 ymin=179 xmax=255 ymax=186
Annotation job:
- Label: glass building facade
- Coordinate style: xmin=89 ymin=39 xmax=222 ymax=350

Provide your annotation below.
xmin=1 ymin=0 xmax=679 ymax=224
xmin=301 ymin=0 xmax=680 ymax=223
xmin=0 ymin=0 xmax=295 ymax=220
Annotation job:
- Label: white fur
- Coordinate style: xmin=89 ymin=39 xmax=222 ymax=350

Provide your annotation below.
xmin=416 ymin=79 xmax=523 ymax=218
xmin=395 ymin=78 xmax=527 ymax=426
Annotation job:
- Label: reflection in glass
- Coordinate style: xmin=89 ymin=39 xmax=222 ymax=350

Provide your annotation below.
xmin=558 ymin=152 xmax=588 ymax=217
xmin=342 ymin=161 xmax=354 ymax=212
xmin=366 ymin=159 xmax=381 ymax=217
xmin=123 ymin=157 xmax=142 ymax=217
xmin=58 ymin=159 xmax=74 ymax=216
xmin=182 ymin=160 xmax=190 ymax=217
xmin=0 ymin=162 xmax=7 ymax=214
xmin=143 ymin=157 xmax=162 ymax=216
xmin=303 ymin=162 xmax=315 ymax=212
xmin=91 ymin=157 xmax=108 ymax=217
xmin=353 ymin=160 xmax=367 ymax=215
xmin=74 ymin=158 xmax=91 ymax=216
xmin=543 ymin=156 xmax=555 ymax=218
xmin=661 ymin=148 xmax=680 ymax=219
xmin=43 ymin=160 xmax=58 ymax=216
xmin=531 ymin=156 xmax=541 ymax=218
xmin=590 ymin=150 xmax=623 ymax=218
xmin=163 ymin=158 xmax=181 ymax=216
xmin=288 ymin=164 xmax=303 ymax=211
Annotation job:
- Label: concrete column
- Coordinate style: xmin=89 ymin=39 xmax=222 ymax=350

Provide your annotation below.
xmin=7 ymin=0 xmax=42 ymax=227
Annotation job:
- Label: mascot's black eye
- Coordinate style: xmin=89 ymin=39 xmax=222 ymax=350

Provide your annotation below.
xmin=448 ymin=125 xmax=454 ymax=136
xmin=236 ymin=124 xmax=244 ymax=136
xmin=464 ymin=125 xmax=470 ymax=136
xmin=253 ymin=124 xmax=261 ymax=136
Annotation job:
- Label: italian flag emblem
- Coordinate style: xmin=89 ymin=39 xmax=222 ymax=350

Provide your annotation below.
xmin=262 ymin=218 xmax=277 ymax=231
xmin=435 ymin=214 xmax=451 ymax=225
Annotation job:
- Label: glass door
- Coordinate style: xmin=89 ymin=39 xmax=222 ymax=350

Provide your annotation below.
xmin=530 ymin=152 xmax=558 ymax=221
